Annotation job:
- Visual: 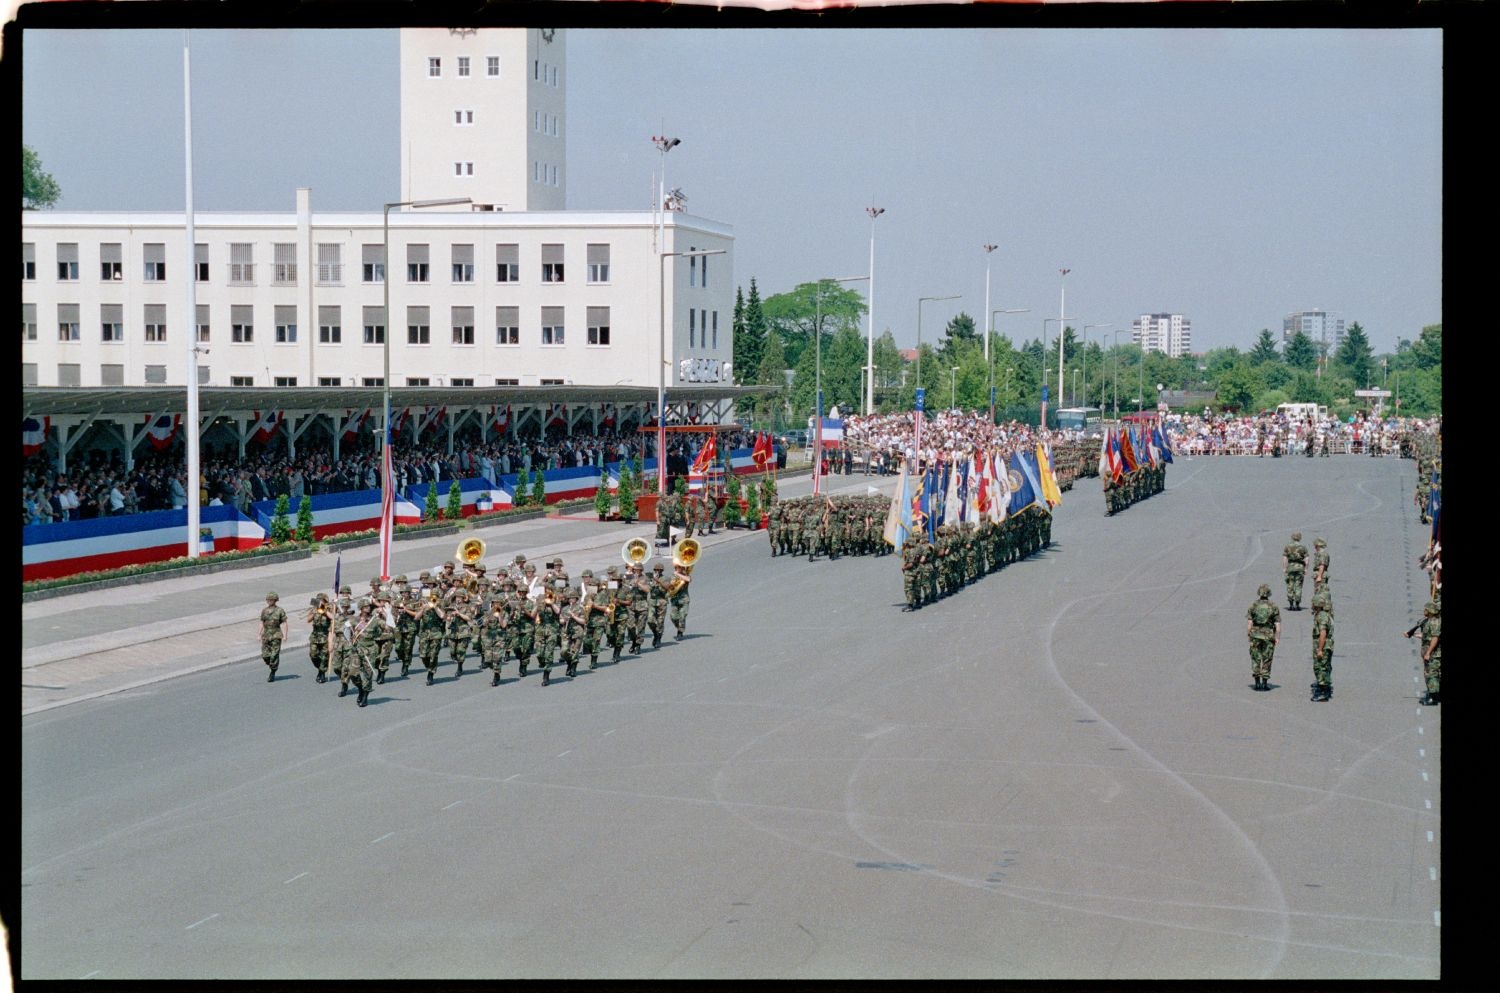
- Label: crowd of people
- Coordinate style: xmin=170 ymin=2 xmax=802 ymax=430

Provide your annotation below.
xmin=1165 ymin=411 xmax=1434 ymax=458
xmin=22 ymin=427 xmax=762 ymax=526
xmin=841 ymin=409 xmax=1092 ymax=474
xmin=259 ymin=549 xmax=696 ymax=705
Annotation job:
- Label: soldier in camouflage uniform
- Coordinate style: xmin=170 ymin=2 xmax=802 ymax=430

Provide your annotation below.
xmin=901 ymin=532 xmax=926 ymax=610
xmin=1310 ymin=588 xmax=1334 ymax=701
xmin=445 ymin=590 xmax=477 ymax=678
xmin=668 ymin=562 xmax=692 ymax=640
xmin=1311 ymin=538 xmax=1330 ymax=597
xmin=346 ymin=598 xmax=380 ymax=707
xmin=532 ymin=586 xmax=561 ymax=686
xmin=393 ymin=577 xmax=419 ymax=677
xmin=373 ymin=592 xmax=397 ymax=683
xmin=1282 ymin=531 xmax=1308 ymax=610
xmin=414 ymin=591 xmax=445 ymax=685
xmin=259 ymin=591 xmax=288 ymax=682
xmin=480 ymin=595 xmax=508 ymax=685
xmin=510 ymin=584 xmax=537 ymax=677
xmin=583 ymin=569 xmax=612 ymax=669
xmin=306 ymin=593 xmax=333 ymax=683
xmin=561 ymin=587 xmax=588 ymax=678
xmin=628 ymin=564 xmax=651 ymax=652
xmin=605 ymin=565 xmax=631 ymax=662
xmin=1246 ymin=584 xmax=1281 ymax=691
xmin=648 ymin=561 xmax=671 ymax=648
xmin=330 ymin=589 xmax=357 ymax=691
xmin=1408 ymin=599 xmax=1440 ymax=705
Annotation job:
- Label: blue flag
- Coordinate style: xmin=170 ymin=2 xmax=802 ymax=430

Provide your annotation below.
xmin=924 ymin=465 xmax=940 ymax=540
xmin=1429 ymin=476 xmax=1440 ymax=539
xmin=1007 ymin=451 xmax=1039 ymax=516
xmin=1154 ymin=426 xmax=1174 ymax=463
xmin=333 ymin=553 xmax=341 ymax=597
xmin=883 ymin=461 xmax=915 ymax=550
xmin=956 ymin=459 xmax=970 ymax=522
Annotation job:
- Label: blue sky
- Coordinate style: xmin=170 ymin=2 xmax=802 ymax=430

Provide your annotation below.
xmin=21 ymin=27 xmax=1442 ymax=354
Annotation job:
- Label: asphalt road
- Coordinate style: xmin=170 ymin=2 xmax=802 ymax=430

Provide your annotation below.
xmin=20 ymin=455 xmax=1442 ymax=980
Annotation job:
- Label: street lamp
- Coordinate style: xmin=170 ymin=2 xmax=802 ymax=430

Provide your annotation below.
xmin=1081 ymin=323 xmax=1112 ymax=411
xmin=950 ymin=366 xmax=960 ymax=410
xmin=813 ymin=275 xmax=869 ymax=495
xmin=989 ymin=307 xmax=1029 ymax=421
xmin=383 ymin=195 xmax=470 ymax=578
xmin=651 ymin=134 xmax=680 ymax=253
xmin=865 ymin=207 xmax=884 ymax=415
xmin=982 ymin=244 xmax=998 ymax=407
xmin=658 ymin=248 xmax=725 ymax=494
xmin=1051 ymin=267 xmax=1070 ymax=427
xmin=1071 ymin=368 xmax=1080 ymax=408
xmin=916 ymin=294 xmax=961 ymax=391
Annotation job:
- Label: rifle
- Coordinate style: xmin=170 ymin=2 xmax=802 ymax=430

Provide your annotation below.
xmin=1404 ymin=619 xmax=1426 ymax=639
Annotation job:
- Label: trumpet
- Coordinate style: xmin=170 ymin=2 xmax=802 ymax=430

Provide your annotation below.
xmin=622 ymin=537 xmax=652 ymax=566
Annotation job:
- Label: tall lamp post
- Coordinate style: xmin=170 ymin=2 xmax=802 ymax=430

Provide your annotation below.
xmin=989 ymin=307 xmax=1029 ymax=420
xmin=658 ymin=248 xmax=725 ymax=494
xmin=383 ymin=196 xmax=470 ymax=577
xmin=1049 ymin=267 xmax=1070 ymax=427
xmin=982 ymin=244 xmax=998 ymax=412
xmin=1081 ymin=322 xmax=1112 ymax=411
xmin=865 ymin=207 xmax=884 ymax=415
xmin=950 ymin=366 xmax=960 ymax=410
xmin=916 ymin=294 xmax=961 ymax=393
xmin=651 ymin=134 xmax=680 ymax=254
xmin=813 ymin=275 xmax=869 ymax=495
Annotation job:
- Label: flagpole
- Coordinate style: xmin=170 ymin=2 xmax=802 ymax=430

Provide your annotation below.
xmin=183 ymin=30 xmax=202 ymax=559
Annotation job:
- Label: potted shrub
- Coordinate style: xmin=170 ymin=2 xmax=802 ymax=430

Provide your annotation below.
xmin=269 ymin=494 xmax=292 ymax=544
xmin=295 ymin=495 xmax=315 ymax=543
xmin=722 ymin=474 xmax=743 ymax=528
xmin=594 ymin=478 xmax=612 ymax=521
xmin=744 ymin=484 xmax=761 ymax=530
xmin=531 ymin=468 xmax=547 ymax=508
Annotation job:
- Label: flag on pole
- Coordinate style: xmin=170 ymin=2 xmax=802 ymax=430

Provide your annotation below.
xmin=377 ymin=412 xmax=394 ymax=581
xmin=691 ymin=432 xmax=717 ymax=472
xmin=145 ymin=413 xmax=181 ymax=451
xmin=1036 ymin=442 xmax=1064 ymax=508
xmin=1118 ymin=425 xmax=1139 ymax=472
xmin=913 ymin=388 xmax=925 ymax=460
xmin=1153 ymin=425 xmax=1174 ymax=463
xmin=974 ymin=452 xmax=990 ymax=518
xmin=333 ymin=554 xmax=341 ymax=598
xmin=944 ymin=457 xmax=963 ymax=524
xmin=883 ymin=460 xmax=915 ymax=550
xmin=1006 ymin=451 xmax=1040 ymax=516
xmin=250 ymin=409 xmax=282 ymax=443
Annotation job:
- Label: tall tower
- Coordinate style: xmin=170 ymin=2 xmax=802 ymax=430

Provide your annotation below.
xmin=398 ymin=27 xmax=566 ymax=211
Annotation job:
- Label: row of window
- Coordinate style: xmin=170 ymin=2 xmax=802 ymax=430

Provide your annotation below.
xmin=23 ymin=303 xmax=667 ymax=349
xmin=427 ymin=55 xmax=502 ymax=79
xmin=23 ymin=242 xmax=639 ymax=287
xmin=533 ymin=110 xmax=560 ymax=136
xmin=23 ymin=364 xmax=559 ymax=388
xmin=533 ymin=161 xmax=561 ymax=187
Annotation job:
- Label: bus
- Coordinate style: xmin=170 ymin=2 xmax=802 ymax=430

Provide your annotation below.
xmin=1276 ymin=402 xmax=1328 ymax=422
xmin=1056 ymin=407 xmax=1100 ymax=431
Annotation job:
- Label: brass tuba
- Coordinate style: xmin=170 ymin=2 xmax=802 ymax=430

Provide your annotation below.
xmin=672 ymin=537 xmax=700 ymax=570
xmin=456 ymin=536 xmax=486 ymax=566
xmin=622 ymin=537 xmax=652 ymax=566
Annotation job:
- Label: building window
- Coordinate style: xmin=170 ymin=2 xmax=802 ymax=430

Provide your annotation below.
xmin=229 ymin=243 xmax=254 ymax=284
xmin=23 ymin=243 xmax=36 ymax=280
xmin=495 ymin=378 xmax=519 ymax=386
xmin=454 ymin=161 xmax=474 ymax=177
xmin=486 ymin=55 xmax=500 ymax=77
xmin=196 ymin=304 xmax=210 ymax=342
xmin=454 ymin=109 xmax=474 ymax=126
xmin=405 ymin=377 xmax=429 ymax=386
xmin=457 ymin=55 xmax=470 ymax=77
xmin=57 ymin=363 xmax=82 ymax=387
xmin=428 ymin=56 xmax=441 ymax=77
xmin=541 ymin=244 xmax=564 ymax=283
xmin=689 ymin=308 xmax=696 ymax=348
xmin=23 ymin=363 xmax=38 ymax=386
xmin=541 ymin=306 xmax=564 ymax=345
xmin=495 ymin=306 xmax=519 ymax=345
xmin=551 ymin=65 xmax=558 ymax=87
xmin=230 ymin=375 xmax=254 ymax=387
xmin=101 ymin=304 xmax=123 ymax=343
xmin=273 ymin=243 xmax=297 ymax=284
xmin=362 ymin=244 xmax=384 ymax=283
xmin=100 ymin=363 xmax=124 ymax=386
xmin=269 ymin=376 xmax=295 ymax=387
xmin=451 ymin=244 xmax=475 ymax=282
xmin=23 ymin=303 xmax=37 ymax=341
xmin=540 ymin=378 xmax=564 ymax=386
xmin=143 ymin=243 xmax=166 ymax=281
xmin=274 ymin=305 xmax=297 ymax=343
xmin=197 ymin=365 xmax=210 ymax=386
xmin=689 ymin=252 xmax=696 ymax=288
xmin=143 ymin=304 xmax=167 ymax=342
xmin=495 ymin=243 xmax=519 ymax=282
xmin=363 ymin=305 xmax=385 ymax=344
xmin=57 ymin=243 xmax=79 ymax=281
xmin=451 ymin=306 xmax=475 ymax=345
xmin=450 ymin=378 xmax=474 ymax=387
xmin=587 ymin=244 xmax=610 ymax=283
xmin=361 ymin=377 xmax=383 ymax=387
xmin=712 ymin=311 xmax=719 ymax=349
xmin=101 ymin=243 xmax=123 ymax=281
xmin=318 ymin=305 xmax=341 ymax=343
xmin=318 ymin=377 xmax=341 ymax=387
xmin=702 ymin=252 xmax=709 ymax=287
xmin=144 ymin=365 xmax=168 ymax=385
xmin=407 ymin=244 xmax=430 ymax=283
xmin=407 ymin=305 xmax=430 ymax=344
xmin=231 ymin=304 xmax=254 ymax=343
xmin=58 ymin=303 xmax=80 ymax=341
xmin=534 ymin=110 xmax=541 ymax=133
xmin=534 ymin=59 xmax=539 ymax=80
xmin=195 ymin=243 xmax=209 ymax=282
xmin=316 ymin=243 xmax=342 ymax=284
xmin=587 ymin=306 xmax=610 ymax=346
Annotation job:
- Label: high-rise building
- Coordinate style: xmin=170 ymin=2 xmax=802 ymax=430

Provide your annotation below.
xmin=1282 ymin=310 xmax=1345 ymax=352
xmin=1131 ymin=313 xmax=1191 ymax=358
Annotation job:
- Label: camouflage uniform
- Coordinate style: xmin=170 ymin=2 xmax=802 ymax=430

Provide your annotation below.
xmin=1282 ymin=532 xmax=1308 ymax=610
xmin=416 ymin=596 xmax=446 ymax=685
xmin=901 ymin=535 xmax=925 ymax=609
xmin=479 ymin=599 xmax=508 ymax=685
xmin=533 ymin=593 xmax=561 ymax=685
xmin=560 ymin=589 xmax=587 ymax=678
xmin=259 ymin=593 xmax=287 ymax=681
xmin=608 ymin=566 xmax=635 ymax=660
xmin=307 ymin=594 xmax=332 ymax=683
xmin=583 ymin=570 xmax=612 ymax=669
xmin=445 ymin=591 xmax=477 ymax=677
xmin=344 ymin=603 xmax=378 ymax=706
xmin=1311 ymin=590 xmax=1334 ymax=701
xmin=1311 ymin=539 xmax=1330 ymax=596
xmin=394 ymin=580 xmax=419 ymax=677
xmin=628 ymin=568 xmax=651 ymax=652
xmin=510 ymin=589 xmax=537 ymax=676
xmin=1246 ymin=585 xmax=1280 ymax=690
xmin=647 ymin=562 xmax=671 ymax=647
xmin=668 ymin=566 xmax=691 ymax=639
xmin=1416 ymin=600 xmax=1440 ymax=704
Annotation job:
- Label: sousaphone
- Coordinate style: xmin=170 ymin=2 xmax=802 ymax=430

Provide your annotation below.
xmin=622 ymin=537 xmax=652 ymax=566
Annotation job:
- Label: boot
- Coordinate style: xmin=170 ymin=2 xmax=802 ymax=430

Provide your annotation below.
xmin=357 ymin=687 xmax=368 ymax=707
xmin=455 ymin=661 xmax=463 ymax=678
xmin=426 ymin=669 xmax=435 ymax=686
xmin=339 ymin=683 xmax=349 ymax=697
xmin=612 ymin=646 xmax=621 ymax=663
xmin=566 ymin=661 xmax=576 ymax=677
xmin=590 ymin=655 xmax=598 ymax=670
xmin=1421 ymin=691 xmax=1439 ymax=706
xmin=401 ymin=661 xmax=410 ymax=677
xmin=541 ymin=669 xmax=550 ymax=686
xmin=267 ymin=667 xmax=276 ymax=682
xmin=376 ymin=670 xmax=385 ymax=685
xmin=492 ymin=670 xmax=501 ymax=686
xmin=316 ymin=672 xmax=326 ymax=684
xmin=1323 ymin=684 xmax=1332 ymax=701
xmin=519 ymin=662 xmax=529 ymax=677
xmin=675 ymin=628 xmax=684 ymax=641
xmin=1310 ymin=683 xmax=1320 ymax=701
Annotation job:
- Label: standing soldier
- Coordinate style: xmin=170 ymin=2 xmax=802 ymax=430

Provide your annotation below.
xmin=1311 ymin=538 xmax=1330 ymax=596
xmin=480 ymin=595 xmax=508 ymax=686
xmin=583 ymin=569 xmax=612 ymax=670
xmin=902 ymin=532 xmax=925 ymax=610
xmin=306 ymin=593 xmax=333 ymax=683
xmin=1407 ymin=600 xmax=1441 ymax=705
xmin=1246 ymin=584 xmax=1281 ymax=691
xmin=446 ymin=590 xmax=477 ymax=678
xmin=259 ymin=592 xmax=288 ymax=682
xmin=1310 ymin=589 xmax=1334 ymax=701
xmin=648 ymin=561 xmax=671 ymax=648
xmin=1282 ymin=531 xmax=1308 ymax=610
xmin=348 ymin=598 xmax=381 ymax=707
xmin=416 ymin=591 xmax=446 ymax=685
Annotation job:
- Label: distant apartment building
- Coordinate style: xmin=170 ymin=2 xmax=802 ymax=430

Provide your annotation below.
xmin=1282 ymin=310 xmax=1345 ymax=352
xmin=1131 ymin=313 xmax=1191 ymax=358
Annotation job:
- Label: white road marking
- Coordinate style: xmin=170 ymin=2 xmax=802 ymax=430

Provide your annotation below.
xmin=442 ymin=800 xmax=462 ymax=810
xmin=1421 ymin=771 xmax=1428 ymax=781
xmin=557 ymin=750 xmax=571 ymax=758
xmin=1429 ymin=867 xmax=1437 ymax=881
xmin=1419 ymin=748 xmax=1425 ymax=757
xmin=371 ymin=832 xmax=394 ymax=844
xmin=602 ymin=728 xmax=616 ymax=736
xmin=1418 ymin=726 xmax=1424 ymax=735
xmin=1427 ymin=831 xmax=1434 ymax=842
xmin=80 ymin=971 xmax=100 ymax=980
xmin=684 ymin=692 xmax=695 ymax=699
xmin=1425 ymin=799 xmax=1432 ymax=809
xmin=504 ymin=773 xmax=521 ymax=782
xmin=283 ymin=871 xmax=309 ymax=884
xmin=185 ymin=914 xmax=219 ymax=930
xmin=718 ymin=677 xmax=728 ymax=683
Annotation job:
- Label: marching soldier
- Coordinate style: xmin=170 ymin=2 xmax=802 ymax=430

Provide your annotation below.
xmin=628 ymin=563 xmax=651 ymax=653
xmin=561 ymin=588 xmax=588 ymax=678
xmin=902 ymin=532 xmax=926 ymax=610
xmin=416 ymin=590 xmax=446 ymax=685
xmin=259 ymin=591 xmax=288 ymax=682
xmin=1246 ymin=584 xmax=1281 ymax=691
xmin=446 ymin=590 xmax=476 ymax=678
xmin=1282 ymin=531 xmax=1308 ymax=610
xmin=373 ymin=592 xmax=397 ymax=684
xmin=394 ymin=580 xmax=420 ymax=678
xmin=533 ymin=583 xmax=562 ymax=686
xmin=648 ymin=561 xmax=671 ymax=648
xmin=480 ymin=595 xmax=508 ymax=686
xmin=331 ymin=592 xmax=357 ymax=693
xmin=510 ymin=584 xmax=537 ymax=677
xmin=346 ymin=598 xmax=380 ymax=707
xmin=583 ymin=569 xmax=612 ymax=670
xmin=668 ymin=559 xmax=692 ymax=640
xmin=607 ymin=565 xmax=633 ymax=662
xmin=1310 ymin=589 xmax=1334 ymax=701
xmin=306 ymin=593 xmax=333 ymax=683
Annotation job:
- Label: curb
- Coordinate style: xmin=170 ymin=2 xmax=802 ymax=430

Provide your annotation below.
xmin=22 ymin=546 xmax=317 ymax=603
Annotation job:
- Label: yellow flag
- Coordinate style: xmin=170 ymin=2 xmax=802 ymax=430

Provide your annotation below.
xmin=1036 ymin=442 xmax=1063 ymax=508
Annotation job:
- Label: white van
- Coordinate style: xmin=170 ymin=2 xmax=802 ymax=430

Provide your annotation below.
xmin=1277 ymin=402 xmax=1328 ymax=421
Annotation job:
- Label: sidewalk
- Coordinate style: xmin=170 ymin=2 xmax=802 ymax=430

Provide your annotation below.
xmin=22 ymin=468 xmax=889 ymax=715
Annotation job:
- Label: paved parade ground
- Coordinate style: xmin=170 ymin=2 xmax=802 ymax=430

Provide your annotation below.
xmin=20 ymin=455 xmax=1444 ymax=980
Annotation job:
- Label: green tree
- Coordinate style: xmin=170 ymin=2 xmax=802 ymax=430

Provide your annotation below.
xmin=722 ymin=473 xmax=743 ymax=526
xmin=1409 ymin=323 xmax=1441 ymax=371
xmin=595 ymin=478 xmax=612 ymax=519
xmin=762 ymin=280 xmax=867 ymax=370
xmin=1283 ymin=330 xmax=1317 ymax=371
xmin=514 ymin=469 xmax=530 ymax=508
xmin=424 ymin=482 xmax=441 ymax=521
xmin=446 ymin=481 xmax=464 ymax=522
xmin=1212 ymin=361 xmax=1264 ymax=413
xmin=745 ymin=481 xmax=761 ymax=526
xmin=269 ymin=494 xmax=292 ymax=544
xmin=1334 ymin=322 xmax=1375 ymax=388
xmin=531 ymin=469 xmax=547 ymax=508
xmin=938 ymin=312 xmax=979 ymax=360
xmin=295 ymin=495 xmax=315 ymax=543
xmin=23 ymin=144 xmax=61 ymax=210
xmin=730 ymin=285 xmax=747 ymax=384
xmin=616 ymin=463 xmax=636 ymax=522
xmin=742 ymin=279 xmax=769 ymax=382
xmin=872 ymin=329 xmax=904 ymax=412
xmin=1249 ymin=329 xmax=1280 ymax=365
xmin=1288 ymin=371 xmax=1330 ymax=405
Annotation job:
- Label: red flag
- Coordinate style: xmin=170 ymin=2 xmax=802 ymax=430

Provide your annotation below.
xmin=250 ymin=410 xmax=282 ymax=443
xmin=691 ymin=432 xmax=717 ymax=472
xmin=751 ymin=431 xmax=771 ymax=470
xmin=1118 ymin=426 xmax=1139 ymax=472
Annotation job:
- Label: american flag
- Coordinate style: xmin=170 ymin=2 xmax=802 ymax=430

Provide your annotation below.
xmin=378 ymin=412 xmax=394 ymax=581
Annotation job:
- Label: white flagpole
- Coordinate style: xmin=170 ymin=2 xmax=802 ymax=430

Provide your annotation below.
xmin=183 ymin=30 xmax=202 ymax=558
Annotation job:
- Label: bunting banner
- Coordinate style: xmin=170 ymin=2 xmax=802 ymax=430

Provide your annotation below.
xmin=23 ymin=416 xmax=50 ymax=457
xmin=145 ymin=413 xmax=181 ymax=451
xmin=250 ymin=409 xmax=283 ymax=444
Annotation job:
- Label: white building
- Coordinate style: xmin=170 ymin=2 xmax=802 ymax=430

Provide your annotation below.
xmin=1131 ymin=313 xmax=1191 ymax=358
xmin=1282 ymin=309 xmax=1345 ymax=352
xmin=21 ymin=28 xmax=735 ymax=393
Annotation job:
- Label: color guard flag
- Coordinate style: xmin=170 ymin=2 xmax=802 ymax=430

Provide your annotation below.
xmin=1154 ymin=425 xmax=1174 ymax=463
xmin=1118 ymin=425 xmax=1138 ymax=472
xmin=333 ymin=554 xmax=341 ymax=598
xmin=1006 ymin=451 xmax=1040 ymax=516
xmin=1035 ymin=442 xmax=1064 ymax=508
xmin=883 ymin=460 xmax=915 ymax=550
xmin=691 ymin=432 xmax=717 ymax=472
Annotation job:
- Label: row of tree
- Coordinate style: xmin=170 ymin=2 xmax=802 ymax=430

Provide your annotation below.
xmin=731 ymin=278 xmax=1442 ymax=423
